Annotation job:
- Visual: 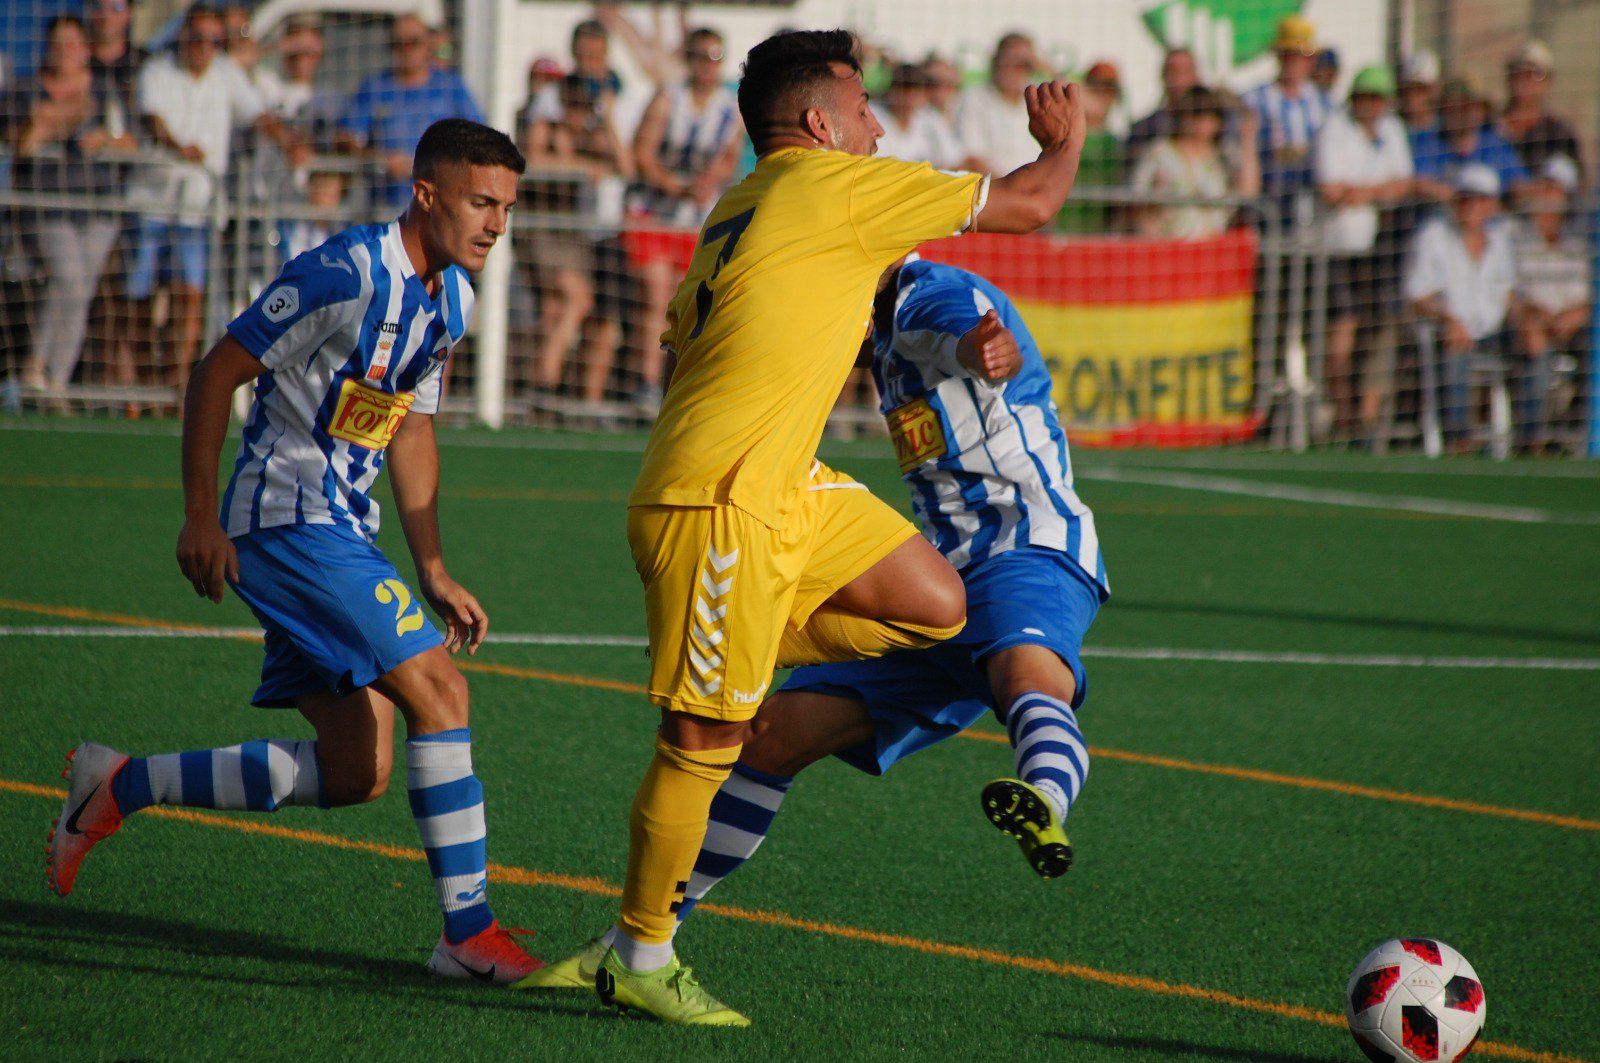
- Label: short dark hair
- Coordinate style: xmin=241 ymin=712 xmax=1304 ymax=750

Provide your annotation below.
xmin=572 ymin=18 xmax=607 ymax=47
xmin=1172 ymin=85 xmax=1227 ymax=122
xmin=737 ymin=29 xmax=860 ymax=152
xmin=686 ymin=27 xmax=723 ymax=48
xmin=184 ymin=4 xmax=221 ymax=27
xmin=413 ymin=119 xmax=527 ymax=181
xmin=44 ymin=13 xmax=88 ymax=41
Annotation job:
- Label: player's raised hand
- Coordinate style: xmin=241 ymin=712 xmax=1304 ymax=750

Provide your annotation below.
xmin=1024 ymin=81 xmax=1086 ymax=157
xmin=421 ymin=572 xmax=490 ymax=655
xmin=176 ymin=517 xmax=239 ymax=603
xmin=957 ymin=310 xmax=1022 ymax=384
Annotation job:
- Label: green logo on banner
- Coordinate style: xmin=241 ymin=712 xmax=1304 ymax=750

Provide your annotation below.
xmin=1142 ymin=0 xmax=1305 ymax=68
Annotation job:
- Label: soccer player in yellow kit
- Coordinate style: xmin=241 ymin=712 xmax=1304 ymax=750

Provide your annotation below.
xmin=520 ymin=29 xmax=1088 ymax=1024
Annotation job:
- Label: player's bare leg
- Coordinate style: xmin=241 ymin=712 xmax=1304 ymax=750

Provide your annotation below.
xmin=170 ymin=284 xmax=205 ymax=400
xmin=983 ymin=644 xmax=1085 ymax=878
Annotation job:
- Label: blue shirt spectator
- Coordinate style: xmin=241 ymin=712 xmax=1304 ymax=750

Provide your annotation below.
xmin=1410 ymin=77 xmax=1529 ymax=193
xmin=336 ymin=14 xmax=484 ymax=207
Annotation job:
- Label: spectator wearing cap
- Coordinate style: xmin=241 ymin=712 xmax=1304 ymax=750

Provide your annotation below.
xmin=1511 ymin=155 xmax=1590 ymax=445
xmin=1396 ymin=51 xmax=1441 ymax=135
xmin=1404 ymin=164 xmax=1523 ymax=445
xmin=955 ymin=31 xmax=1052 ymax=175
xmin=1314 ymin=65 xmax=1415 ymax=436
xmin=1127 ymin=47 xmax=1200 ymax=163
xmin=1055 ymin=60 xmax=1125 ymax=234
xmin=875 ymin=62 xmax=955 ymax=167
xmin=1313 ymin=48 xmax=1340 ymax=95
xmin=630 ymin=26 xmax=743 ymax=405
xmin=1242 ymin=15 xmax=1333 ymax=214
xmin=129 ymin=4 xmax=300 ymax=394
xmin=1130 ymin=85 xmax=1259 ymax=240
xmin=1410 ymin=75 xmax=1528 ymax=201
xmin=335 ymin=13 xmax=484 ymax=207
xmin=1499 ymin=41 xmax=1583 ymax=180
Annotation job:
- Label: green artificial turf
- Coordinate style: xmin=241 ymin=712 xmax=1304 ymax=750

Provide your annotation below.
xmin=1 ymin=418 xmax=1597 ymax=1061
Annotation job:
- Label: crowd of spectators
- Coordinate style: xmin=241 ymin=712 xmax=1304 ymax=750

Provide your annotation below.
xmin=0 ymin=3 xmax=1593 ymax=451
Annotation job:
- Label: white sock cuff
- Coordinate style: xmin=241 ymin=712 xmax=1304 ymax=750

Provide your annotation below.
xmin=406 ymin=737 xmax=473 ymax=773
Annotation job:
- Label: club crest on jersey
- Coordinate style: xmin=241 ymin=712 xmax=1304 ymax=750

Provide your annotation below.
xmin=329 ymin=377 xmax=415 ymax=450
xmin=366 ymin=321 xmax=401 ymax=382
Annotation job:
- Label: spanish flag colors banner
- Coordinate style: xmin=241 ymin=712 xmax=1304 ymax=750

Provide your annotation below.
xmin=921 ymin=229 xmax=1264 ymax=447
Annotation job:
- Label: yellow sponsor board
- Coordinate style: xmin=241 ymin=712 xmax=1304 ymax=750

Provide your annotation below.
xmin=1017 ymin=294 xmax=1256 ymax=430
xmin=327 ymin=378 xmax=416 ymax=450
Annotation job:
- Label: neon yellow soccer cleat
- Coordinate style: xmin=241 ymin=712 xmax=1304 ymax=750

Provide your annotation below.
xmin=593 ymin=949 xmax=750 ymax=1027
xmin=981 ymin=777 xmax=1073 ymax=879
xmin=513 ymin=936 xmax=606 ymax=990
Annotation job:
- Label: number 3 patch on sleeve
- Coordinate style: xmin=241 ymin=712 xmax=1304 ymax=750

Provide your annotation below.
xmin=262 ymin=285 xmax=300 ymax=323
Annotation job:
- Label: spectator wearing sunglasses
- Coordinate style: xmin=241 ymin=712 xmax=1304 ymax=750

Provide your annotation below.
xmin=336 ymin=13 xmax=484 ymax=207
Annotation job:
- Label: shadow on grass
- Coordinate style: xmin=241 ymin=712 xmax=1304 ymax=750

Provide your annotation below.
xmin=1044 ymin=1031 xmax=1346 ymax=1063
xmin=1116 ymin=597 xmax=1600 ymax=651
xmin=0 ymin=900 xmax=603 ymax=1020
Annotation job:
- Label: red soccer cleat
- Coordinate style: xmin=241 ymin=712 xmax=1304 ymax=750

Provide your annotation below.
xmin=427 ymin=920 xmax=547 ymax=985
xmin=48 ymin=743 xmax=130 ymax=897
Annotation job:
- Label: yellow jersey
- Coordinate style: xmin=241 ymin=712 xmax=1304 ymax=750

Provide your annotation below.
xmin=629 ymin=147 xmax=988 ymax=528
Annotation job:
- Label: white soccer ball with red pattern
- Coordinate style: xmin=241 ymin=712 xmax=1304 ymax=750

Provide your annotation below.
xmin=1345 ymin=938 xmax=1485 ymax=1063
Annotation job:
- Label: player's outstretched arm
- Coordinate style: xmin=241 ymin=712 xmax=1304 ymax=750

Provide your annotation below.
xmin=177 ymin=336 xmax=266 ymax=603
xmin=974 ymin=81 xmax=1088 ymax=234
xmin=387 ymin=412 xmax=488 ymax=655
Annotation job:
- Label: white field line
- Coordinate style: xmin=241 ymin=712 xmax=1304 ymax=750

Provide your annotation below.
xmin=1085 ymin=466 xmax=1600 ymax=526
xmin=10 ymin=420 xmax=1600 ymax=479
xmin=4 ymin=624 xmax=1598 ymax=671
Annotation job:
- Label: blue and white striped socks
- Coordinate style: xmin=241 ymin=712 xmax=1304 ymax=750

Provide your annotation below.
xmin=1005 ymin=692 xmax=1089 ymax=822
xmin=111 ymin=739 xmax=325 ymax=814
xmin=407 ymin=728 xmax=494 ymax=944
xmin=672 ymin=762 xmax=792 ymax=927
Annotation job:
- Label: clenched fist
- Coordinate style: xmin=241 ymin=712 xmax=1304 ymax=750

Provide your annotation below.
xmin=958 ymin=310 xmax=1022 ymax=384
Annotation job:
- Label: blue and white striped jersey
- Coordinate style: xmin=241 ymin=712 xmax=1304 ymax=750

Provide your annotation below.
xmin=871 ymin=258 xmax=1107 ymax=594
xmin=220 ymin=220 xmax=473 ymax=542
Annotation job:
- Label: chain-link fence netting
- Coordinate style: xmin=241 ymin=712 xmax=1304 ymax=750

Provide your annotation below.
xmin=1 ymin=0 xmax=1595 ymax=455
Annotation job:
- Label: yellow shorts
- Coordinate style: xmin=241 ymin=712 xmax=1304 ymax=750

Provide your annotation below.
xmin=627 ymin=462 xmax=918 ymax=720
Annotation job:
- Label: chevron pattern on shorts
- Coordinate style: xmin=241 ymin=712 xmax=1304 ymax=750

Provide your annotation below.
xmin=687 ymin=544 xmax=737 ymax=698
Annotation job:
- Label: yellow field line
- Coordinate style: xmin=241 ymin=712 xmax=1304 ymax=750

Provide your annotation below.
xmin=3 ymin=777 xmax=1580 ymax=1062
xmin=6 ymin=596 xmax=1597 ymax=835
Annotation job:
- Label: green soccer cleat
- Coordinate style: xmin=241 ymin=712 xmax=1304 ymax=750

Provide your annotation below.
xmin=512 ymin=936 xmax=607 ymax=990
xmin=593 ymin=948 xmax=750 ymax=1027
xmin=981 ymin=777 xmax=1073 ymax=879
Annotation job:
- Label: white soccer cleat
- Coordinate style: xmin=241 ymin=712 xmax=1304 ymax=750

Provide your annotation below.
xmin=426 ymin=920 xmax=547 ymax=986
xmin=48 ymin=742 xmax=131 ymax=897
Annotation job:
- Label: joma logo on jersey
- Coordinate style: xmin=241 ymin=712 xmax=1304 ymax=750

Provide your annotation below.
xmin=328 ymin=378 xmax=415 ymax=450
xmin=365 ymin=321 xmax=402 ymax=382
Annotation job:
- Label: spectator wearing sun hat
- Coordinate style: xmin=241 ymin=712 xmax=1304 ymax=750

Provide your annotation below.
xmin=1510 ymin=154 xmax=1590 ymax=444
xmin=1242 ymin=15 xmax=1334 ymax=215
xmin=1410 ymin=75 xmax=1528 ymax=201
xmin=1499 ymin=41 xmax=1583 ymax=181
xmin=1313 ymin=64 xmax=1415 ymax=435
xmin=1405 ymin=164 xmax=1523 ymax=442
xmin=1397 ymin=50 xmax=1441 ymax=135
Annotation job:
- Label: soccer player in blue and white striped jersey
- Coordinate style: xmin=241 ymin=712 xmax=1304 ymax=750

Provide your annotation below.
xmin=525 ymin=256 xmax=1109 ymax=991
xmin=47 ymin=119 xmax=546 ymax=985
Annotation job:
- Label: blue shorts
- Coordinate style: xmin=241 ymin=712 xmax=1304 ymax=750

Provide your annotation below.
xmin=230 ymin=523 xmax=444 ymax=708
xmin=126 ymin=219 xmax=209 ymax=299
xmin=782 ymin=546 xmax=1103 ymax=776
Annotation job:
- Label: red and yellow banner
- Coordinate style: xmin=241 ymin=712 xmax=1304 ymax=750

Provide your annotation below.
xmin=920 ymin=229 xmax=1263 ymax=447
xmin=624 ymin=225 xmax=1264 ymax=448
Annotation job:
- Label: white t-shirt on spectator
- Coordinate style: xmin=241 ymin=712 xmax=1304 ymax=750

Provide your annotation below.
xmin=878 ymin=107 xmax=960 ymax=168
xmin=1314 ymin=109 xmax=1412 ymax=254
xmin=954 ymin=83 xmax=1036 ymax=174
xmin=1404 ymin=216 xmax=1517 ymax=339
xmin=1129 ymin=138 xmax=1231 ymax=240
xmin=135 ymin=53 xmax=265 ymax=219
xmin=1511 ymin=218 xmax=1591 ymax=316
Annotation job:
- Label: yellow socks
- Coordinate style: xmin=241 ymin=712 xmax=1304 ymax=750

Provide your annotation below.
xmin=776 ymin=605 xmax=964 ymax=669
xmin=616 ymin=736 xmax=742 ymax=961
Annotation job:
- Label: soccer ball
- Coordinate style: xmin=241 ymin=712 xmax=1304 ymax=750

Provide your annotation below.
xmin=1345 ymin=938 xmax=1485 ymax=1062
